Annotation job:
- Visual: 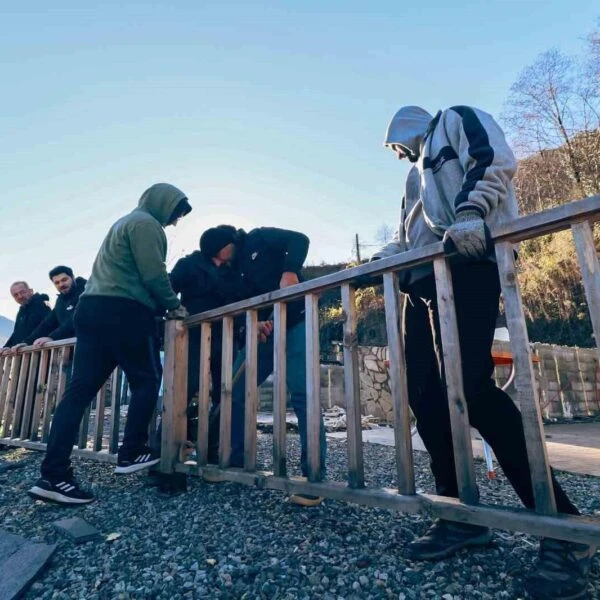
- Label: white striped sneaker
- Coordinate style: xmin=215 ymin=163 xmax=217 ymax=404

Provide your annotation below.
xmin=114 ymin=449 xmax=160 ymax=474
xmin=29 ymin=477 xmax=95 ymax=504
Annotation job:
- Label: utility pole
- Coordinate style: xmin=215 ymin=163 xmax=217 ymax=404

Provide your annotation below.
xmin=354 ymin=233 xmax=361 ymax=263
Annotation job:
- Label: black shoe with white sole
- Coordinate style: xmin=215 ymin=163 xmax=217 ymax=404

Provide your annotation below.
xmin=29 ymin=477 xmax=95 ymax=505
xmin=115 ymin=448 xmax=160 ymax=474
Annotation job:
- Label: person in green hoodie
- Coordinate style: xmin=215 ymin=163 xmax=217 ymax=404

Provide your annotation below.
xmin=29 ymin=183 xmax=192 ymax=505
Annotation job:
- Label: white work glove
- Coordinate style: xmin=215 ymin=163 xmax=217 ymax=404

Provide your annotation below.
xmin=443 ymin=211 xmax=488 ymax=260
xmin=166 ymin=305 xmax=189 ymax=320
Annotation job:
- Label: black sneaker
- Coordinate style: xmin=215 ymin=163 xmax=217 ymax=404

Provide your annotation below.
xmin=115 ymin=448 xmax=160 ymax=474
xmin=525 ymin=538 xmax=594 ymax=600
xmin=28 ymin=477 xmax=95 ymax=505
xmin=406 ymin=519 xmax=492 ymax=560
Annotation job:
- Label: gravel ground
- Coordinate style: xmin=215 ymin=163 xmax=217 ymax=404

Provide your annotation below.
xmin=1 ymin=434 xmax=599 ymax=600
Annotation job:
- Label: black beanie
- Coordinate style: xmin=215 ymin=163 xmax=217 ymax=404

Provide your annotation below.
xmin=200 ymin=225 xmax=237 ymax=258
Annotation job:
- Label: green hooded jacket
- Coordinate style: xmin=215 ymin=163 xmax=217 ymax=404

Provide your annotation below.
xmin=82 ymin=183 xmax=186 ymax=312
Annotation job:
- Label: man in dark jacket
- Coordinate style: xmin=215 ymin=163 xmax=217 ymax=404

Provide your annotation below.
xmin=29 ymin=183 xmax=192 ymax=505
xmin=170 ymin=226 xmax=243 ymax=455
xmin=202 ymin=225 xmax=327 ymax=505
xmin=23 ymin=266 xmax=87 ymax=347
xmin=2 ymin=282 xmax=51 ymax=353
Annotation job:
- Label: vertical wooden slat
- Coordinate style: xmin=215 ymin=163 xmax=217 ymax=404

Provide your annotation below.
xmin=0 ymin=355 xmax=12 ymax=429
xmin=496 ymin=241 xmax=556 ymax=514
xmin=93 ymin=383 xmax=107 ymax=451
xmin=78 ymin=401 xmax=92 ymax=449
xmin=341 ymin=284 xmax=365 ymax=489
xmin=159 ymin=320 xmax=189 ymax=474
xmin=20 ymin=350 xmax=41 ymax=440
xmin=383 ymin=273 xmax=415 ymax=495
xmin=244 ymin=310 xmax=259 ymax=471
xmin=219 ymin=316 xmax=234 ymax=467
xmin=433 ymin=257 xmax=478 ymax=504
xmin=571 ymin=221 xmax=600 ymax=349
xmin=30 ymin=350 xmax=50 ymax=441
xmin=305 ymin=293 xmax=322 ymax=482
xmin=12 ymin=352 xmax=32 ymax=438
xmin=2 ymin=354 xmax=23 ymax=438
xmin=40 ymin=348 xmax=62 ymax=442
xmin=196 ymin=322 xmax=212 ymax=466
xmin=272 ymin=302 xmax=287 ymax=477
xmin=109 ymin=368 xmax=123 ymax=454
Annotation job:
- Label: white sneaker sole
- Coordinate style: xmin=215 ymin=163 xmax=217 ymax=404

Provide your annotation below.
xmin=28 ymin=486 xmax=95 ymax=504
xmin=114 ymin=458 xmax=160 ymax=474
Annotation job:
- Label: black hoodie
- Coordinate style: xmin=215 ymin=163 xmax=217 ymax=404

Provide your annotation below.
xmin=4 ymin=293 xmax=51 ymax=347
xmin=25 ymin=277 xmax=87 ymax=344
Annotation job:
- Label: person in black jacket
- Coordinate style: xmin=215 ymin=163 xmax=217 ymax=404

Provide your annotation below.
xmin=170 ymin=227 xmax=243 ymax=455
xmin=202 ymin=225 xmax=327 ymax=505
xmin=2 ymin=282 xmax=51 ymax=354
xmin=21 ymin=266 xmax=87 ymax=347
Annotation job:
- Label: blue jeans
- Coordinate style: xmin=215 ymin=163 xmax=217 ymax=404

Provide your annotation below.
xmin=230 ymin=319 xmax=326 ymax=479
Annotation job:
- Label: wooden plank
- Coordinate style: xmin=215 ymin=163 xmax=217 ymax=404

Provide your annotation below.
xmin=93 ymin=382 xmax=107 ymax=452
xmin=341 ymin=284 xmax=365 ymax=489
xmin=305 ymin=293 xmax=322 ymax=481
xmin=272 ymin=303 xmax=287 ymax=477
xmin=40 ymin=347 xmax=66 ymax=443
xmin=0 ymin=355 xmax=11 ymax=429
xmin=196 ymin=322 xmax=212 ymax=466
xmin=571 ymin=221 xmax=600 ymax=350
xmin=185 ymin=195 xmax=600 ymax=328
xmin=20 ymin=351 xmax=40 ymax=440
xmin=11 ymin=352 xmax=31 ymax=438
xmin=433 ymin=257 xmax=478 ymax=504
xmin=218 ymin=316 xmax=234 ymax=468
xmin=244 ymin=310 xmax=259 ymax=471
xmin=109 ymin=368 xmax=123 ymax=454
xmin=495 ymin=241 xmax=557 ymax=515
xmin=29 ymin=350 xmax=50 ymax=442
xmin=0 ymin=531 xmax=56 ymax=600
xmin=78 ymin=401 xmax=92 ymax=450
xmin=159 ymin=320 xmax=188 ymax=474
xmin=382 ymin=273 xmax=415 ymax=495
xmin=2 ymin=354 xmax=23 ymax=438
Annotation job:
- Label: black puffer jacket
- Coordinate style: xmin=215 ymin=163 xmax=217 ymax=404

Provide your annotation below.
xmin=4 ymin=293 xmax=51 ymax=347
xmin=25 ymin=277 xmax=87 ymax=344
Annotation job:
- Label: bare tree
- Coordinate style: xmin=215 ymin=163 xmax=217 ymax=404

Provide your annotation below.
xmin=374 ymin=223 xmax=395 ymax=246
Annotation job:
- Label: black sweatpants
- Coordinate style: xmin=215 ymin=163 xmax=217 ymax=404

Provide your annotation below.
xmin=404 ymin=261 xmax=578 ymax=514
xmin=41 ymin=297 xmax=162 ymax=481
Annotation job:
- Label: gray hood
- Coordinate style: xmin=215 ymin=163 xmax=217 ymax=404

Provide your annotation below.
xmin=137 ymin=183 xmax=188 ymax=226
xmin=384 ymin=106 xmax=433 ymax=158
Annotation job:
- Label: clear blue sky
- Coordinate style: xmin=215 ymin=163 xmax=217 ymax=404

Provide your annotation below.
xmin=1 ymin=1 xmax=597 ymax=319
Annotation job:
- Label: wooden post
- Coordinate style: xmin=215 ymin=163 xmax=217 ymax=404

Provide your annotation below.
xmin=11 ymin=352 xmax=31 ymax=438
xmin=109 ymin=368 xmax=123 ymax=454
xmin=29 ymin=350 xmax=49 ymax=442
xmin=272 ymin=302 xmax=288 ymax=477
xmin=383 ymin=273 xmax=415 ymax=495
xmin=3 ymin=354 xmax=23 ymax=438
xmin=496 ymin=242 xmax=557 ymax=515
xmin=244 ymin=310 xmax=259 ymax=471
xmin=219 ymin=316 xmax=234 ymax=467
xmin=159 ymin=320 xmax=189 ymax=474
xmin=433 ymin=257 xmax=478 ymax=505
xmin=93 ymin=383 xmax=107 ymax=451
xmin=0 ymin=355 xmax=12 ymax=431
xmin=341 ymin=284 xmax=365 ymax=489
xmin=571 ymin=221 xmax=600 ymax=349
xmin=196 ymin=322 xmax=212 ymax=466
xmin=20 ymin=350 xmax=41 ymax=440
xmin=305 ymin=293 xmax=322 ymax=482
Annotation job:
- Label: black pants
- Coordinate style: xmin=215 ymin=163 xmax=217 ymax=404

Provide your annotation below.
xmin=404 ymin=261 xmax=578 ymax=514
xmin=41 ymin=297 xmax=162 ymax=480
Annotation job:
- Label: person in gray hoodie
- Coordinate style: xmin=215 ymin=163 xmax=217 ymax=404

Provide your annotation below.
xmin=375 ymin=106 xmax=593 ymax=600
xmin=29 ymin=183 xmax=191 ymax=505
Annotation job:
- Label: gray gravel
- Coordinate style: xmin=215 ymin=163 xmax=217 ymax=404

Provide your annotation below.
xmin=0 ymin=433 xmax=599 ymax=600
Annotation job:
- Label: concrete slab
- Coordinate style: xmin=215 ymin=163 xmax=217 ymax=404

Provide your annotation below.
xmin=53 ymin=517 xmax=101 ymax=543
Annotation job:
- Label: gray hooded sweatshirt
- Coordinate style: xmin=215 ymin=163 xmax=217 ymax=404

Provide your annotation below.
xmin=375 ymin=105 xmax=519 ymax=282
xmin=82 ymin=183 xmax=186 ymax=312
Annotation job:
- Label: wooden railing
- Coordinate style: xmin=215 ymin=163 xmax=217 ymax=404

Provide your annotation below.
xmin=0 ymin=338 xmax=134 ymax=463
xmin=0 ymin=195 xmax=599 ymax=545
xmin=159 ymin=194 xmax=600 ymax=545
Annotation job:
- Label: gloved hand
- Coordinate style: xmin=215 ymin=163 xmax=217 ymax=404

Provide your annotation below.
xmin=443 ymin=211 xmax=489 ymax=260
xmin=166 ymin=305 xmax=189 ymax=320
